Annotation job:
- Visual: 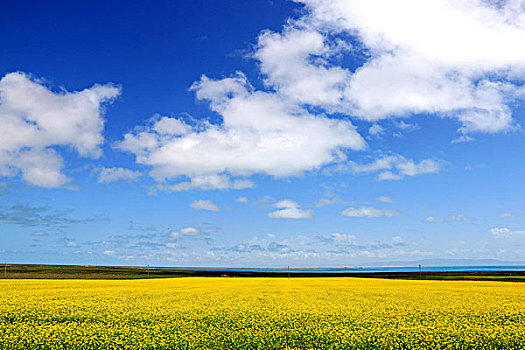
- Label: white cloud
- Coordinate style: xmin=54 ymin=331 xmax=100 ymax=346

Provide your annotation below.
xmin=377 ymin=171 xmax=403 ymax=181
xmin=103 ymin=250 xmax=115 ymax=256
xmin=341 ymin=206 xmax=399 ymax=218
xmin=425 ymin=216 xmax=446 ymax=223
xmin=393 ymin=120 xmax=419 ymax=132
xmin=396 ymin=158 xmax=441 ymax=176
xmin=10 ymin=149 xmax=70 ymax=188
xmin=254 ymin=28 xmax=351 ymax=108
xmin=268 ymin=208 xmax=314 ymax=219
xmin=236 ymin=197 xmax=248 ymax=203
xmin=500 ymin=212 xmax=517 ymax=218
xmin=425 ymin=213 xmax=473 ymax=223
xmin=292 ymin=0 xmax=525 ymax=133
xmin=350 ymin=155 xmax=441 ymax=180
xmin=451 ymin=135 xmax=475 ymax=144
xmin=490 ymin=227 xmax=511 ymax=238
xmin=369 ymin=121 xmax=419 ymax=139
xmin=0 ymin=72 xmax=120 ymax=187
xmin=96 ymin=167 xmax=142 ymax=184
xmin=153 ymin=174 xmax=254 ymax=192
xmin=190 ymin=199 xmax=220 ymax=212
xmin=170 ymin=226 xmax=216 ymax=240
xmin=152 ymin=115 xmax=192 ymax=135
xmin=274 ymin=199 xmax=300 ymax=209
xmin=330 ymin=232 xmax=357 ymax=243
xmin=315 ymin=197 xmax=339 ymax=207
xmin=377 ymin=196 xmax=393 ymax=203
xmin=368 ymin=124 xmax=385 ymax=136
xmin=489 ymin=227 xmax=510 ymax=237
xmin=268 ymin=199 xmax=313 ymax=219
xmin=489 ymin=227 xmax=525 ymax=238
xmin=178 ymin=227 xmax=199 ymax=236
xmin=116 ymin=71 xmax=365 ymax=191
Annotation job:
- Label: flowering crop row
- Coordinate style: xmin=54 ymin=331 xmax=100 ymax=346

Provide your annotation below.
xmin=1 ymin=277 xmax=524 ymax=349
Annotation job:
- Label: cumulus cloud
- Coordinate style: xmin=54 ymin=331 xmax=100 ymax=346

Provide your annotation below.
xmin=285 ymin=0 xmax=525 ymax=133
xmin=152 ymin=115 xmax=192 ymax=135
xmin=254 ymin=28 xmax=352 ymax=108
xmin=350 ymin=155 xmax=441 ymax=180
xmin=116 ymin=74 xmax=365 ymax=190
xmin=190 ymin=199 xmax=220 ymax=212
xmin=268 ymin=199 xmax=313 ymax=219
xmin=341 ymin=206 xmax=399 ymax=218
xmin=0 ymin=72 xmax=120 ymax=187
xmin=96 ymin=167 xmax=142 ymax=184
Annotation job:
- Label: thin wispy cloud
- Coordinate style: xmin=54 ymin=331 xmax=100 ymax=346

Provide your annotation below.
xmin=377 ymin=196 xmax=393 ymax=203
xmin=190 ymin=200 xmax=220 ymax=212
xmin=96 ymin=167 xmax=142 ymax=184
xmin=0 ymin=204 xmax=107 ymax=228
xmin=424 ymin=213 xmax=474 ymax=223
xmin=341 ymin=206 xmax=399 ymax=218
xmin=349 ymin=155 xmax=441 ymax=181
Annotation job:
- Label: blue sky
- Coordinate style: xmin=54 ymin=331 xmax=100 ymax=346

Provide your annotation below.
xmin=1 ymin=0 xmax=525 ymax=267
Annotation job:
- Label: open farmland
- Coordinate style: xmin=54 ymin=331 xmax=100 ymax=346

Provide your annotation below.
xmin=1 ymin=277 xmax=524 ymax=349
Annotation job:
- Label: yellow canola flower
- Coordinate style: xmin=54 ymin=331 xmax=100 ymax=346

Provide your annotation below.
xmin=0 ymin=277 xmax=524 ymax=349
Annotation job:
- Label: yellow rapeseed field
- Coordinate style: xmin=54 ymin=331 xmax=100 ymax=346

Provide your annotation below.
xmin=1 ymin=277 xmax=524 ymax=349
